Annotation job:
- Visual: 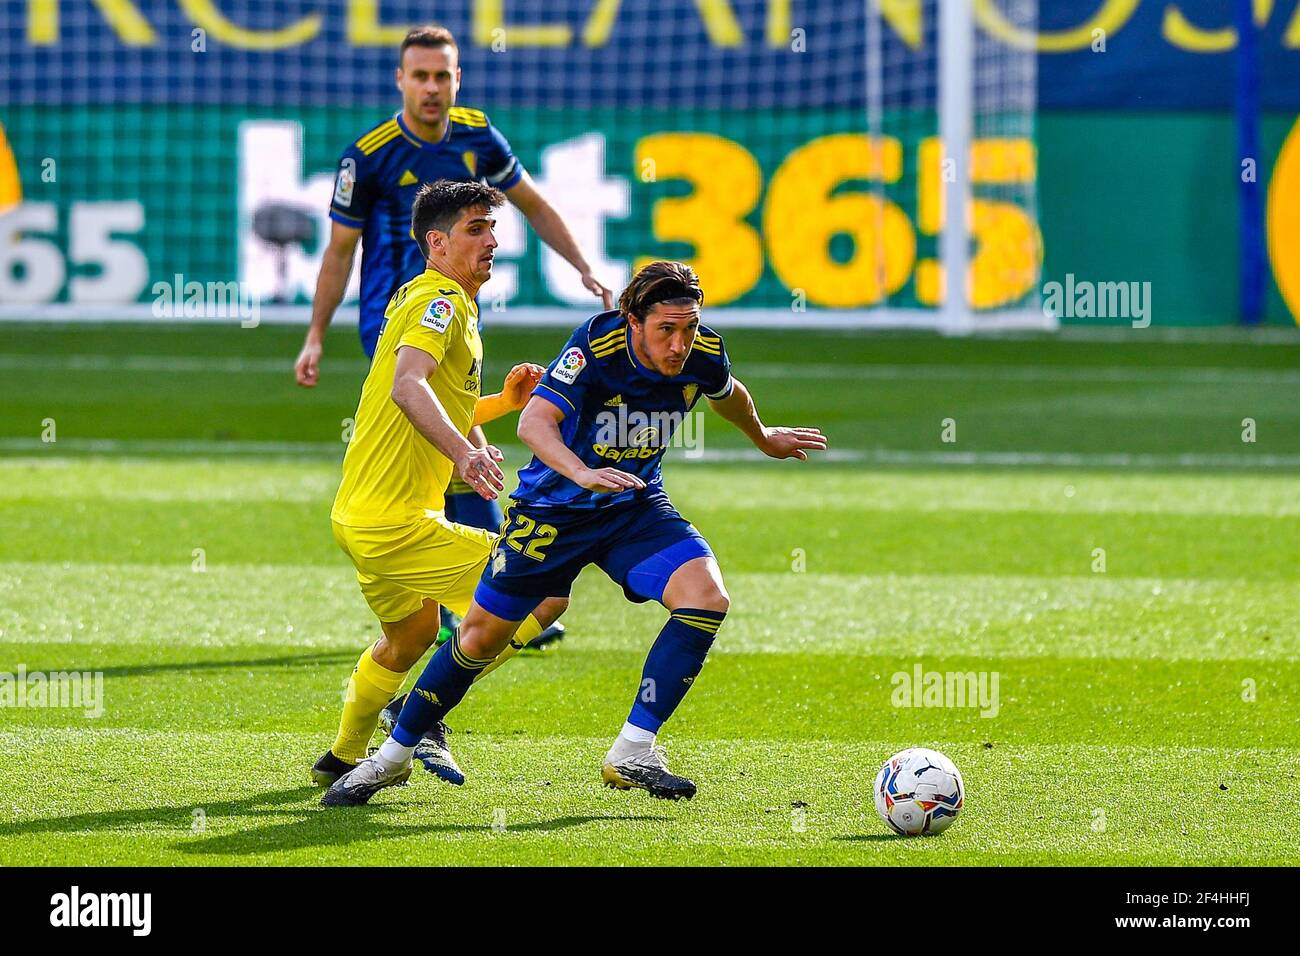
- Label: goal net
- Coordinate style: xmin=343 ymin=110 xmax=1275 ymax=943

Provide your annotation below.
xmin=0 ymin=0 xmax=1046 ymax=331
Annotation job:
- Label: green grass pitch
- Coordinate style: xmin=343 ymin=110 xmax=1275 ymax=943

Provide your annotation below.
xmin=0 ymin=322 xmax=1297 ymax=865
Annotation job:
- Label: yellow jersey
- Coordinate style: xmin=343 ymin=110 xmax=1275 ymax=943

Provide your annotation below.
xmin=331 ymin=267 xmax=483 ymax=527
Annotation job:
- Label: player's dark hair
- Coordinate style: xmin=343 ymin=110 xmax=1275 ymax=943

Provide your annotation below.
xmin=411 ymin=180 xmax=504 ymax=258
xmin=399 ymin=25 xmax=458 ymax=66
xmin=619 ymin=260 xmax=704 ymax=323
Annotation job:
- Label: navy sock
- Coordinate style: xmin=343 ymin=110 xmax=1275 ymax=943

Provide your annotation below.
xmin=444 ymin=488 xmax=504 ymax=532
xmin=626 ymin=608 xmax=725 ymax=733
xmin=440 ymin=490 xmax=504 ymax=630
xmin=392 ymin=632 xmax=493 ymax=746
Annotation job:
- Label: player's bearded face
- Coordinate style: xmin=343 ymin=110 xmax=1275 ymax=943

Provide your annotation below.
xmin=632 ymin=305 xmax=700 ymax=377
xmin=397 ymin=45 xmax=459 ymax=128
xmin=448 ymin=209 xmax=498 ymax=283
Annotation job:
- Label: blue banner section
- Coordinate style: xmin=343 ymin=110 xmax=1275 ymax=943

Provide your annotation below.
xmin=0 ymin=0 xmax=868 ymax=108
xmin=3 ymin=1 xmax=1300 ymax=110
xmin=1033 ymin=0 xmax=1300 ymax=110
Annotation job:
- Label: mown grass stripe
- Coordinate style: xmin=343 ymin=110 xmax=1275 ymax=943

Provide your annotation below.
xmin=4 ymin=439 xmax=1298 ymax=468
xmin=3 ymin=354 xmax=1298 ymax=385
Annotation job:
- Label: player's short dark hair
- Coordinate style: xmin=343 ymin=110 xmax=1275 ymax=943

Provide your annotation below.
xmin=399 ymin=25 xmax=457 ymax=66
xmin=411 ymin=180 xmax=504 ymax=258
xmin=619 ymin=260 xmax=704 ymax=322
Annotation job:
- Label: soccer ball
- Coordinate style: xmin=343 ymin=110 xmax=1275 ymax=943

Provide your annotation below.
xmin=873 ymin=748 xmax=964 ymax=836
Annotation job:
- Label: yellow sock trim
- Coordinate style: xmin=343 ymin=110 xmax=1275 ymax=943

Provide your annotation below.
xmin=671 ymin=614 xmax=722 ymax=634
xmin=331 ymin=643 xmax=407 ymax=763
xmin=450 ymin=633 xmax=493 ymax=670
xmin=473 ymin=613 xmax=546 ymax=682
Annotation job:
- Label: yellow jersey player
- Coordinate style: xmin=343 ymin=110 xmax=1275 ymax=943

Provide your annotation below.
xmin=313 ymin=180 xmax=569 ymax=787
xmin=322 ymin=261 xmax=828 ymax=807
xmin=297 ymin=25 xmax=598 ymax=652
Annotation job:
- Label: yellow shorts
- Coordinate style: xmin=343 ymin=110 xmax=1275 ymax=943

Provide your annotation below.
xmin=331 ymin=512 xmax=497 ymax=624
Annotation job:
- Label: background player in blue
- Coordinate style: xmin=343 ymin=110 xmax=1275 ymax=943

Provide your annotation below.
xmin=295 ymin=24 xmax=610 ymax=645
xmin=324 ymin=262 xmax=829 ymax=807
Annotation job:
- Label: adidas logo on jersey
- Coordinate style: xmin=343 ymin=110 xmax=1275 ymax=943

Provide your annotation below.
xmin=604 ymin=394 xmax=623 ymax=406
xmin=399 ymin=170 xmax=418 ymax=186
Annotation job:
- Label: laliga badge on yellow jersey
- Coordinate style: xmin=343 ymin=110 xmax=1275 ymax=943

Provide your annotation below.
xmin=421 ymin=297 xmax=455 ymax=333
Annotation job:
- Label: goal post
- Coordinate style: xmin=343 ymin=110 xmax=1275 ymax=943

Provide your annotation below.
xmin=938 ymin=0 xmax=975 ymax=335
xmin=866 ymin=0 xmax=1051 ymax=334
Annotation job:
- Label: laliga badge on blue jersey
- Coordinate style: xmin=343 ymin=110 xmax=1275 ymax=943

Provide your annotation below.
xmin=334 ymin=158 xmax=356 ymax=207
xmin=553 ymin=347 xmax=586 ymax=384
xmin=421 ymin=297 xmax=455 ymax=333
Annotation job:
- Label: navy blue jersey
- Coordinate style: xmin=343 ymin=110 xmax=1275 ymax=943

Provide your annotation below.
xmin=328 ymin=108 xmax=524 ymax=356
xmin=515 ymin=311 xmax=733 ymax=509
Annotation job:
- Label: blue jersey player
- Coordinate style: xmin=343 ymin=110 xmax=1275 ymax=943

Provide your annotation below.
xmin=295 ymin=24 xmax=612 ymax=375
xmin=295 ymin=24 xmax=610 ymax=646
xmin=324 ymin=261 xmax=829 ymax=806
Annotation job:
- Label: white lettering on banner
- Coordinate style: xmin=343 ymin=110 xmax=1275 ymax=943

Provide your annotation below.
xmin=533 ymin=133 xmax=630 ymax=305
xmin=237 ymin=120 xmax=362 ymax=304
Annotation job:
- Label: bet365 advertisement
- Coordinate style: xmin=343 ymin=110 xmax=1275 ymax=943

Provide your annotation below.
xmin=2 ymin=1 xmax=1299 ymax=325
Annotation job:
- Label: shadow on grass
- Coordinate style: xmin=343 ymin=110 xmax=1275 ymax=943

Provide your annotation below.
xmin=0 ymin=783 xmax=669 ymax=859
xmin=0 ymin=648 xmax=360 ymax=681
xmin=832 ymin=834 xmax=901 ymax=842
xmin=93 ymin=650 xmax=358 ymax=679
xmin=177 ymin=811 xmax=673 ymax=857
xmin=0 ymin=784 xmax=318 ymax=849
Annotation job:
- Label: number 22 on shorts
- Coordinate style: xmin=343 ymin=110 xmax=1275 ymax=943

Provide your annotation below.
xmin=501 ymin=507 xmax=558 ymax=562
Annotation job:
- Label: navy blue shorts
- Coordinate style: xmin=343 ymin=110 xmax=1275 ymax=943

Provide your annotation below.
xmin=474 ymin=492 xmax=714 ymax=621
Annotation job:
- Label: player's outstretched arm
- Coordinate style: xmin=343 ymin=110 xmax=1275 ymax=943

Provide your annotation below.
xmin=517 ymin=396 xmax=646 ymax=493
xmin=506 ymin=174 xmax=613 ymax=310
xmin=391 ymin=345 xmax=506 ymax=500
xmin=473 ymin=363 xmax=545 ymax=426
xmin=295 ymin=221 xmax=361 ymax=387
xmin=708 ymin=376 xmax=828 ymax=461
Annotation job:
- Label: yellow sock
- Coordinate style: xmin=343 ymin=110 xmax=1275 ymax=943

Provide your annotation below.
xmin=474 ymin=613 xmax=546 ymax=682
xmin=331 ymin=643 xmax=407 ymax=763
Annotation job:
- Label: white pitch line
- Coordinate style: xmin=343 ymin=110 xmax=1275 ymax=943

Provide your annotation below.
xmin=0 ymin=354 xmax=371 ymax=374
xmin=1051 ymin=325 xmax=1300 ymax=345
xmin=739 ymin=363 xmax=1300 ymax=385
xmin=1 ymin=353 xmax=1297 ymax=385
xmin=0 ymin=438 xmax=344 ymax=456
xmin=670 ymin=448 xmax=1300 ymax=468
xmin=2 ymin=305 xmax=1296 ymax=340
xmin=3 ymin=438 xmax=1299 ymax=469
